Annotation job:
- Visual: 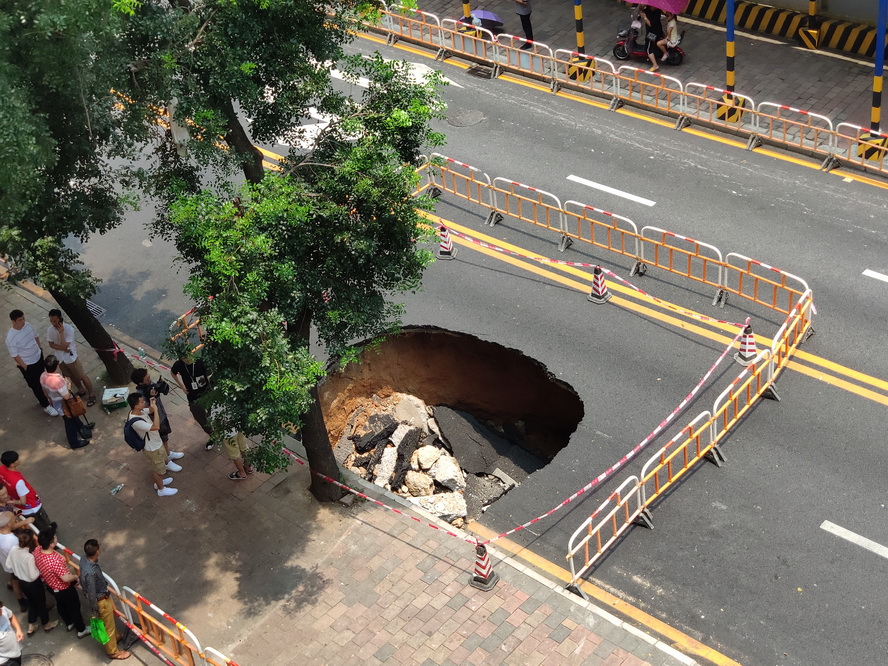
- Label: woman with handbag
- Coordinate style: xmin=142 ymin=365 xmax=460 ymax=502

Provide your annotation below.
xmin=4 ymin=531 xmax=57 ymax=636
xmin=33 ymin=529 xmax=89 ymax=639
xmin=40 ymin=355 xmax=90 ymax=450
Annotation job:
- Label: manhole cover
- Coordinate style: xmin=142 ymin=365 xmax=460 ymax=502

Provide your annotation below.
xmin=465 ymin=65 xmax=494 ymax=79
xmin=23 ymin=655 xmax=54 ymax=665
xmin=447 ymin=109 xmax=486 ymax=127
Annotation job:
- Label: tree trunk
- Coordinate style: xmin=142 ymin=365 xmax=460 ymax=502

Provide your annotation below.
xmin=48 ymin=289 xmax=135 ymax=386
xmin=288 ymin=305 xmax=342 ymax=502
xmin=218 ymin=97 xmax=265 ymax=185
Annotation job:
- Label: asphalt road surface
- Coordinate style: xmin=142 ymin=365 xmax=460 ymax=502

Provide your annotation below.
xmin=77 ymin=33 xmax=888 ymax=666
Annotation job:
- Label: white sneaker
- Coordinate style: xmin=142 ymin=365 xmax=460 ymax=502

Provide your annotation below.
xmin=661 ymin=53 xmax=668 ymax=61
xmin=43 ymin=405 xmax=60 ymax=417
xmin=167 ymin=451 xmax=185 ymax=460
xmin=152 ymin=478 xmax=174 ymax=489
xmin=165 ymin=461 xmax=183 ymax=472
xmin=156 ymin=487 xmax=178 ymax=497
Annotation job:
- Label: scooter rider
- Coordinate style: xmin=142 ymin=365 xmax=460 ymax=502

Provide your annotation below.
xmin=642 ymin=5 xmax=665 ymax=72
xmin=658 ymin=12 xmax=680 ymax=62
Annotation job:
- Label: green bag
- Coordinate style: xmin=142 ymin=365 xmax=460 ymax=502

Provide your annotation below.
xmin=90 ymin=616 xmax=109 ymax=645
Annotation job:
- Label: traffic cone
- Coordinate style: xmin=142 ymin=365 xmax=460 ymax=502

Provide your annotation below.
xmin=587 ymin=266 xmax=612 ymax=304
xmin=734 ymin=323 xmax=758 ymax=366
xmin=437 ymin=225 xmax=457 ymax=260
xmin=469 ymin=544 xmax=499 ymax=591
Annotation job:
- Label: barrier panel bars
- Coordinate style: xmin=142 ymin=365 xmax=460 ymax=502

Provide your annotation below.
xmin=428 ymin=153 xmax=495 ymax=209
xmin=832 ymin=123 xmax=888 ymax=175
xmin=639 ymin=411 xmax=717 ymax=507
xmin=683 ymin=83 xmax=757 ymax=133
xmin=120 ymin=586 xmax=203 ymax=666
xmin=169 ymin=307 xmax=205 ymax=352
xmin=439 ymin=20 xmax=497 ymax=64
xmin=566 ymin=476 xmax=652 ymax=589
xmin=493 ymin=34 xmax=556 ymax=81
xmin=723 ymin=253 xmax=809 ymax=315
xmin=769 ymin=290 xmax=815 ymax=374
xmin=562 ymin=200 xmax=641 ymax=263
xmin=412 ymin=154 xmax=434 ymax=196
xmin=383 ymin=6 xmax=443 ymax=50
xmin=490 ymin=177 xmax=571 ymax=250
xmin=753 ymin=102 xmax=835 ymax=155
xmin=205 ymin=647 xmax=241 ymax=666
xmin=710 ymin=349 xmax=775 ymax=445
xmin=552 ymin=50 xmax=619 ymax=99
xmin=614 ymin=67 xmax=685 ymax=119
xmin=637 ymin=226 xmax=725 ymax=305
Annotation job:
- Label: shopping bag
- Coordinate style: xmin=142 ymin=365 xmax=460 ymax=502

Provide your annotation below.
xmin=90 ymin=616 xmax=109 ymax=644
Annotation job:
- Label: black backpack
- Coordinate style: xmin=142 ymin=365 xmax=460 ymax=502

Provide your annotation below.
xmin=123 ymin=417 xmax=147 ymax=451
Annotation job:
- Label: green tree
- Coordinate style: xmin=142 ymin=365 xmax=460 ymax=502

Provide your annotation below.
xmin=0 ymin=0 xmax=137 ymax=383
xmin=116 ymin=0 xmax=445 ymax=499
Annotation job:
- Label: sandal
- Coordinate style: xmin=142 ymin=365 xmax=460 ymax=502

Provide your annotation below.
xmin=44 ymin=619 xmax=59 ymax=632
xmin=86 ymin=395 xmax=97 ymax=407
xmin=228 ymin=471 xmax=247 ymax=481
xmin=27 ymin=623 xmax=37 ymax=636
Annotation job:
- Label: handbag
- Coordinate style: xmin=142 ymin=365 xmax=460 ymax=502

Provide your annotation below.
xmin=62 ymin=394 xmax=87 ymax=418
xmin=90 ymin=616 xmax=109 ymax=644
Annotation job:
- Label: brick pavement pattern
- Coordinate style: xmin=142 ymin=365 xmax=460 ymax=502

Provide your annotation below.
xmin=407 ymin=0 xmax=876 ymax=128
xmin=0 ymin=281 xmax=693 ymax=664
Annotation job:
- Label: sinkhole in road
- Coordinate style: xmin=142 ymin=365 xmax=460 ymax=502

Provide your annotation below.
xmin=319 ymin=326 xmax=584 ymax=522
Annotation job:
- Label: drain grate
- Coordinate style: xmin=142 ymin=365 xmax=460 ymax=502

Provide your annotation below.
xmin=86 ymin=299 xmax=106 ymax=318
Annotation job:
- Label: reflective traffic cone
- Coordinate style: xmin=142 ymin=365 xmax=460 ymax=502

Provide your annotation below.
xmin=437 ymin=225 xmax=457 ymax=260
xmin=587 ymin=266 xmax=612 ymax=304
xmin=734 ymin=323 xmax=758 ymax=366
xmin=469 ymin=544 xmax=499 ymax=591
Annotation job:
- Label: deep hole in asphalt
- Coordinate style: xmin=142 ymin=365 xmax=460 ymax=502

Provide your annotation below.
xmin=319 ymin=325 xmax=584 ymax=523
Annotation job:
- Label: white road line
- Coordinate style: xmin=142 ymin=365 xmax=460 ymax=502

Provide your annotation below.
xmin=863 ymin=269 xmax=888 ymax=284
xmin=820 ymin=520 xmax=888 ymax=560
xmin=567 ymin=175 xmax=656 ymax=207
xmin=330 ymin=68 xmax=370 ymax=88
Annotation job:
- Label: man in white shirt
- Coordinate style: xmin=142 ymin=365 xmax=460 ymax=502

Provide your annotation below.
xmin=126 ymin=393 xmax=179 ymax=497
xmin=6 ymin=310 xmax=55 ymax=416
xmin=46 ymin=309 xmax=96 ymax=407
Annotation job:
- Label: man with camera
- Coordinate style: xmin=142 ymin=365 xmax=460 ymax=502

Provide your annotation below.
xmin=170 ymin=351 xmax=213 ymax=450
xmin=126 ymin=392 xmax=179 ymax=497
xmin=130 ymin=369 xmax=184 ymax=472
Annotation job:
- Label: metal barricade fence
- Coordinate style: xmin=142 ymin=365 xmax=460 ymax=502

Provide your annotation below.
xmin=723 ymin=253 xmax=809 ymax=315
xmin=832 ymin=123 xmax=888 ymax=175
xmin=711 ymin=349 xmax=776 ymax=444
xmin=769 ymin=289 xmax=815 ymax=372
xmin=383 ymin=6 xmax=443 ymax=50
xmin=563 ymin=200 xmax=641 ymax=263
xmin=170 ymin=307 xmax=205 ymax=352
xmin=552 ymin=50 xmax=618 ymax=99
xmin=413 ymin=154 xmax=434 ymax=196
xmin=615 ymin=66 xmax=685 ymax=117
xmin=637 ymin=226 xmax=725 ymax=304
xmin=754 ymin=102 xmax=835 ymax=155
xmin=639 ymin=411 xmax=716 ymax=508
xmin=439 ymin=20 xmax=497 ymax=63
xmin=205 ymin=647 xmax=240 ymax=666
xmin=428 ymin=153 xmax=494 ymax=208
xmin=120 ymin=587 xmax=204 ymax=666
xmin=493 ymin=34 xmax=555 ymax=80
xmin=489 ymin=177 xmax=571 ymax=250
xmin=566 ymin=476 xmax=651 ymax=587
xmin=683 ymin=83 xmax=757 ymax=134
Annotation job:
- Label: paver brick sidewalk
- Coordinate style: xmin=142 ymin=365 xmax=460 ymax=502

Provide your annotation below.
xmin=1 ymin=280 xmax=691 ymax=665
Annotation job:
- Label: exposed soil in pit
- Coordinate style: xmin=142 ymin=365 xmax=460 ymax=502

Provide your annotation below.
xmin=320 ymin=326 xmax=585 ymax=461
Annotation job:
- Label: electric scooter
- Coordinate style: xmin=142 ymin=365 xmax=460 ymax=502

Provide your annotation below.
xmin=613 ymin=22 xmax=685 ymax=66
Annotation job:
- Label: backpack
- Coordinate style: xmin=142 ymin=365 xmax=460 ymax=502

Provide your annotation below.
xmin=123 ymin=417 xmax=147 ymax=451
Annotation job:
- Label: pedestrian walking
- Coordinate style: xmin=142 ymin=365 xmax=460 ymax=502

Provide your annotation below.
xmin=130 ymin=369 xmax=184 ymax=467
xmin=79 ymin=539 xmax=131 ymax=661
xmin=40 ymin=355 xmax=89 ymax=450
xmin=0 ymin=514 xmax=28 ymax=615
xmin=5 ymin=531 xmax=57 ymax=636
xmin=223 ymin=431 xmax=254 ymax=481
xmin=126 ymin=393 xmax=180 ymax=497
xmin=0 ymin=452 xmax=53 ymax=532
xmin=170 ymin=351 xmax=214 ymax=449
xmin=0 ymin=599 xmax=24 ymax=666
xmin=46 ymin=309 xmax=96 ymax=407
xmin=512 ymin=0 xmax=533 ymax=47
xmin=33 ymin=529 xmax=89 ymax=639
xmin=6 ymin=310 xmax=55 ymax=416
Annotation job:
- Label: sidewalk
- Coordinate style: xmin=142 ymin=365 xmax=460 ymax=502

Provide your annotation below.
xmin=413 ymin=0 xmax=877 ymax=129
xmin=1 ymin=282 xmax=700 ymax=665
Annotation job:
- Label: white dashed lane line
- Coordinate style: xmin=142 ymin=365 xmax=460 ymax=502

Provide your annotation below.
xmin=821 ymin=521 xmax=888 ymax=561
xmin=862 ymin=269 xmax=888 ymax=284
xmin=566 ymin=174 xmax=656 ymax=207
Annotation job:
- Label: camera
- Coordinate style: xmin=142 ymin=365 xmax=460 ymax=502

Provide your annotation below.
xmin=144 ymin=378 xmax=171 ymax=396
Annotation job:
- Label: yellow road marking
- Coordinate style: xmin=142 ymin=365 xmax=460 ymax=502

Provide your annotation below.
xmin=469 ymin=523 xmax=743 ymax=666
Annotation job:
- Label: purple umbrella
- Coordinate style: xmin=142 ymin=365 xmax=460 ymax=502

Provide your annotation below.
xmin=469 ymin=9 xmax=504 ymax=30
xmin=627 ymin=0 xmax=689 ymax=13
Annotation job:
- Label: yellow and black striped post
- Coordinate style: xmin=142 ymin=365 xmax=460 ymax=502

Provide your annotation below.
xmin=462 ymin=1 xmax=471 ymax=22
xmin=858 ymin=0 xmax=888 ymax=159
xmin=568 ymin=0 xmax=594 ymax=82
xmin=798 ymin=0 xmax=820 ymax=49
xmin=718 ymin=0 xmax=747 ymax=122
xmin=458 ymin=1 xmax=481 ymax=38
